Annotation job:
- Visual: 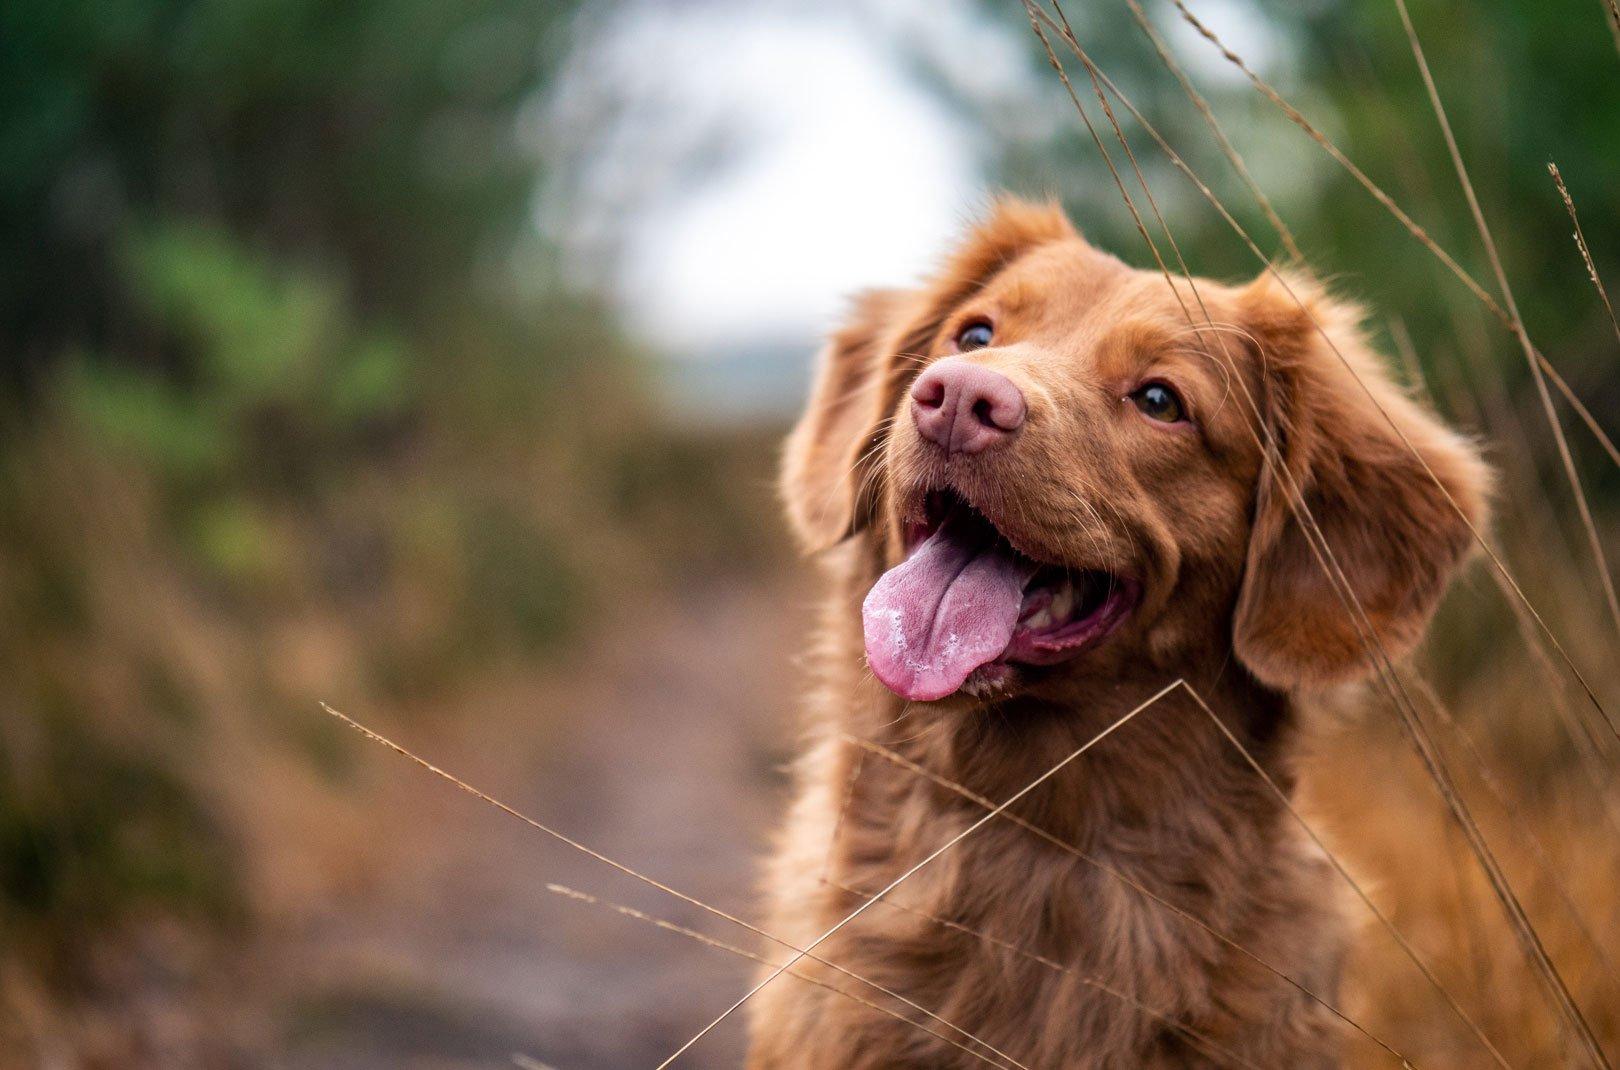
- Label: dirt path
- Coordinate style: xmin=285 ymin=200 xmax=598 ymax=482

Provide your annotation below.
xmin=272 ymin=571 xmax=811 ymax=1069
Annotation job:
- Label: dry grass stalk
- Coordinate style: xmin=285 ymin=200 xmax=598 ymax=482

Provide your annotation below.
xmin=1162 ymin=0 xmax=1620 ymax=477
xmin=1392 ymin=0 xmax=1620 ymax=664
xmin=820 ymin=877 xmax=1262 ymax=1069
xmin=1043 ymin=0 xmax=1568 ymax=867
xmin=1043 ymin=2 xmax=1620 ymax=768
xmin=818 ymin=748 xmax=865 ymax=885
xmin=1027 ymin=0 xmax=1616 ymax=752
xmin=1181 ymin=681 xmax=1514 ymax=1070
xmin=1025 ymin=6 xmax=1612 ymax=1062
xmin=511 ymin=1055 xmax=556 ymax=1070
xmin=1387 ymin=317 xmax=1432 ymax=405
xmin=1389 ymin=7 xmax=1619 ymax=1058
xmin=1399 ymin=671 xmax=1620 ymax=1002
xmin=317 ymin=703 xmax=1029 ymax=1070
xmin=651 ymin=682 xmax=1181 ymax=1069
xmin=1117 ymin=0 xmax=1302 ymax=261
xmin=544 ymin=884 xmax=1017 ymax=1070
xmin=843 ymin=730 xmax=1417 ymax=1066
xmin=1549 ymin=162 xmax=1620 ymax=351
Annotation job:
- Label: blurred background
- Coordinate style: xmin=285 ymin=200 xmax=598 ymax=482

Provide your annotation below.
xmin=2 ymin=0 xmax=1618 ymax=1066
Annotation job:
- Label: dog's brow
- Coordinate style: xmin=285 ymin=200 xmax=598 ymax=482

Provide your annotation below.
xmin=969 ymin=274 xmax=1044 ymax=323
xmin=1092 ymin=319 xmax=1180 ymax=378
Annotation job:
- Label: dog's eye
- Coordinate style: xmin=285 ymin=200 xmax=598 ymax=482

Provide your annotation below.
xmin=956 ymin=321 xmax=993 ymax=351
xmin=1129 ymin=382 xmax=1185 ymax=423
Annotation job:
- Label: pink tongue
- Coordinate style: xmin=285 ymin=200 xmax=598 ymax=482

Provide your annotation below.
xmin=862 ymin=511 xmax=1030 ymax=701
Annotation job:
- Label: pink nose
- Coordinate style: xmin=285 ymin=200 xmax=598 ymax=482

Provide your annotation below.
xmin=910 ymin=359 xmax=1026 ymax=454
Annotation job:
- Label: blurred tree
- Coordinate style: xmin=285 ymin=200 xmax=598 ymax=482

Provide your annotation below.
xmin=0 ymin=0 xmax=678 ymax=1036
xmin=1276 ymin=0 xmax=1619 ymax=397
xmin=0 ymin=0 xmax=581 ymax=389
xmin=965 ymin=0 xmax=1619 ymax=431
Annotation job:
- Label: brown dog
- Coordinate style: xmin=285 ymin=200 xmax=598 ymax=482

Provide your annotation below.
xmin=748 ymin=198 xmax=1488 ymax=1068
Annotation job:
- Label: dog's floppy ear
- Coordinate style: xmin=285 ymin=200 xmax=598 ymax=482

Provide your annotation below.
xmin=780 ymin=288 xmax=910 ymax=549
xmin=780 ymin=197 xmax=1077 ymax=551
xmin=1231 ymin=273 xmax=1491 ymax=690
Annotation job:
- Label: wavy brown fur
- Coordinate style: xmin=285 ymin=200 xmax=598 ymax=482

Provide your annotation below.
xmin=749 ymin=198 xmax=1489 ymax=1069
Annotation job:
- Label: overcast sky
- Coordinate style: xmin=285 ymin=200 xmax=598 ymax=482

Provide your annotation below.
xmin=537 ymin=0 xmax=1283 ymax=365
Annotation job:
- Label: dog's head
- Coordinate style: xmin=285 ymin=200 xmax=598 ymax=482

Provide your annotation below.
xmin=783 ymin=198 xmax=1489 ymax=705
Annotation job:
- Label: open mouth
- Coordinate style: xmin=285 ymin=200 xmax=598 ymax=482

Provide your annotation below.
xmin=862 ymin=489 xmax=1138 ymax=702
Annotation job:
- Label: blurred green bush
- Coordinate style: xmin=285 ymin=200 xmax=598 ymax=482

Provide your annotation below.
xmin=0 ymin=0 xmax=716 ymax=1029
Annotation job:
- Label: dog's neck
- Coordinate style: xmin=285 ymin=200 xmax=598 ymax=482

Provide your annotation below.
xmin=846 ymin=668 xmax=1294 ymax=864
xmin=814 ymin=544 xmax=1306 ymax=966
xmin=753 ymin=549 xmax=1341 ymax=1068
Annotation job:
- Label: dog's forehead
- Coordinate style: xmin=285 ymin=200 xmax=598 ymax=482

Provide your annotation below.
xmin=986 ymin=240 xmax=1130 ymax=314
xmin=988 ymin=242 xmax=1234 ymax=346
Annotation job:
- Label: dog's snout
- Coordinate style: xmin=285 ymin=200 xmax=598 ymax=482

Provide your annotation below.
xmin=910 ymin=359 xmax=1026 ymax=455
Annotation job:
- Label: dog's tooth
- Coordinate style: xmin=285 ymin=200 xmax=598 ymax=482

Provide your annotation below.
xmin=1025 ymin=607 xmax=1053 ymax=630
xmin=1050 ymin=582 xmax=1075 ymax=621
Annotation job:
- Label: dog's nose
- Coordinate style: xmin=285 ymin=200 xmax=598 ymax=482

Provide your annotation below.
xmin=910 ymin=359 xmax=1026 ymax=454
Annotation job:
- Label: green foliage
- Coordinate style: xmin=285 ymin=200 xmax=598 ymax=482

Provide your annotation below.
xmin=67 ymin=222 xmax=409 ymax=480
xmin=0 ymin=707 xmax=239 ymax=969
xmin=63 ymin=356 xmax=229 ymax=482
xmin=462 ymin=504 xmax=580 ymax=652
xmin=977 ymin=0 xmax=1619 ymax=434
xmin=0 ymin=0 xmax=580 ymax=384
xmin=56 ymin=222 xmax=415 ymax=593
xmin=0 ymin=0 xmax=627 ymax=1008
xmin=1278 ymin=0 xmax=1619 ymax=361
